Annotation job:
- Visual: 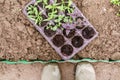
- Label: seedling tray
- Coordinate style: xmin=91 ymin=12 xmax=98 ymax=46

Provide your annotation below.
xmin=23 ymin=0 xmax=98 ymax=60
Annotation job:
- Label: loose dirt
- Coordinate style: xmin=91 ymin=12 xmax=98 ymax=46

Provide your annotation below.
xmin=0 ymin=62 xmax=120 ymax=80
xmin=0 ymin=0 xmax=120 ymax=61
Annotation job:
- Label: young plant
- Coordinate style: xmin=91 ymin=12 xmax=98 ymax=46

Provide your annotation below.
xmin=110 ymin=0 xmax=120 ymax=6
xmin=45 ymin=3 xmax=59 ymax=11
xmin=27 ymin=5 xmax=44 ymax=25
xmin=44 ymin=11 xmax=58 ymax=21
xmin=110 ymin=0 xmax=120 ymax=16
xmin=58 ymin=0 xmax=74 ymax=14
xmin=36 ymin=0 xmax=49 ymax=7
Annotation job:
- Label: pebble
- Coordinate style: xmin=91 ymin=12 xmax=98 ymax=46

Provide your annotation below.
xmin=111 ymin=52 xmax=120 ymax=60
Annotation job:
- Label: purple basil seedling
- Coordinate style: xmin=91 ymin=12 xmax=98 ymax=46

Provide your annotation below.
xmin=23 ymin=0 xmax=98 ymax=60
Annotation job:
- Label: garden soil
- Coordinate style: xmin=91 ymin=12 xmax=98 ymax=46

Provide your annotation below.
xmin=0 ymin=0 xmax=120 ymax=61
xmin=0 ymin=62 xmax=120 ymax=80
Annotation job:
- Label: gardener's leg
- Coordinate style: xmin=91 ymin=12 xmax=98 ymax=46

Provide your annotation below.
xmin=41 ymin=63 xmax=61 ymax=80
xmin=75 ymin=62 xmax=96 ymax=80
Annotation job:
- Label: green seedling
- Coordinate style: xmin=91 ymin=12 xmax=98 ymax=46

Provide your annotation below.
xmin=27 ymin=5 xmax=44 ymax=25
xmin=36 ymin=0 xmax=42 ymax=4
xmin=57 ymin=0 xmax=74 ymax=13
xmin=46 ymin=24 xmax=59 ymax=31
xmin=117 ymin=10 xmax=120 ymax=16
xmin=110 ymin=0 xmax=120 ymax=16
xmin=63 ymin=16 xmax=73 ymax=23
xmin=27 ymin=0 xmax=75 ymax=31
xmin=36 ymin=0 xmax=49 ymax=7
xmin=111 ymin=0 xmax=120 ymax=6
xmin=44 ymin=11 xmax=58 ymax=21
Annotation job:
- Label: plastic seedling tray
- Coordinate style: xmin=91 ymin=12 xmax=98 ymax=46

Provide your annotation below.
xmin=23 ymin=0 xmax=98 ymax=60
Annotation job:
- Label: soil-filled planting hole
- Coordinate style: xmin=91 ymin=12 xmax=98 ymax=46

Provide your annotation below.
xmin=38 ymin=0 xmax=50 ymax=7
xmin=44 ymin=27 xmax=56 ymax=37
xmin=57 ymin=0 xmax=68 ymax=3
xmin=82 ymin=27 xmax=95 ymax=39
xmin=61 ymin=44 xmax=73 ymax=56
xmin=63 ymin=29 xmax=75 ymax=38
xmin=52 ymin=34 xmax=65 ymax=47
xmin=72 ymin=36 xmax=84 ymax=48
xmin=27 ymin=5 xmax=39 ymax=15
xmin=40 ymin=14 xmax=48 ymax=27
xmin=38 ymin=2 xmax=44 ymax=8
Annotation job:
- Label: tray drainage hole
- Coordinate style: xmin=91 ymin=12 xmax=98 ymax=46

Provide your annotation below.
xmin=61 ymin=44 xmax=73 ymax=56
xmin=82 ymin=27 xmax=95 ymax=39
xmin=44 ymin=27 xmax=56 ymax=37
xmin=52 ymin=34 xmax=65 ymax=47
xmin=72 ymin=36 xmax=84 ymax=48
xmin=63 ymin=29 xmax=75 ymax=38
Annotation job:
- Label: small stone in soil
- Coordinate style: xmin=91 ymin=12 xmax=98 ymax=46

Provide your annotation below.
xmin=63 ymin=29 xmax=75 ymax=38
xmin=44 ymin=27 xmax=56 ymax=37
xmin=72 ymin=36 xmax=84 ymax=48
xmin=61 ymin=44 xmax=73 ymax=56
xmin=82 ymin=27 xmax=95 ymax=39
xmin=52 ymin=34 xmax=65 ymax=47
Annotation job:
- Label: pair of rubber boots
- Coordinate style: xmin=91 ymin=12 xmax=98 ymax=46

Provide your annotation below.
xmin=41 ymin=62 xmax=96 ymax=80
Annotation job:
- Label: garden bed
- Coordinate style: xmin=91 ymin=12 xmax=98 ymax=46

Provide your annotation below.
xmin=23 ymin=0 xmax=98 ymax=60
xmin=0 ymin=0 xmax=119 ymax=61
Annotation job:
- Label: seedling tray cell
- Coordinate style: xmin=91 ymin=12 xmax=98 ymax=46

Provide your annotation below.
xmin=23 ymin=0 xmax=98 ymax=60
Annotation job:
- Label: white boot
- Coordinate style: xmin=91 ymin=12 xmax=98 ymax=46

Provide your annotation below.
xmin=75 ymin=62 xmax=96 ymax=80
xmin=41 ymin=64 xmax=61 ymax=80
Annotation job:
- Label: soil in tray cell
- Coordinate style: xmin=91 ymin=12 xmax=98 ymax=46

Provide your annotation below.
xmin=72 ymin=36 xmax=84 ymax=48
xmin=52 ymin=34 xmax=65 ymax=47
xmin=82 ymin=27 xmax=95 ymax=39
xmin=63 ymin=29 xmax=76 ymax=38
xmin=61 ymin=44 xmax=73 ymax=56
xmin=44 ymin=26 xmax=56 ymax=37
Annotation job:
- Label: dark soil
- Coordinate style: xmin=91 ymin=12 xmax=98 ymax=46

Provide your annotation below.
xmin=61 ymin=44 xmax=73 ymax=56
xmin=52 ymin=34 xmax=65 ymax=47
xmin=40 ymin=15 xmax=47 ymax=27
xmin=82 ymin=27 xmax=95 ymax=39
xmin=72 ymin=36 xmax=84 ymax=48
xmin=63 ymin=29 xmax=75 ymax=38
xmin=44 ymin=27 xmax=56 ymax=37
xmin=0 ymin=0 xmax=119 ymax=61
xmin=38 ymin=2 xmax=44 ymax=8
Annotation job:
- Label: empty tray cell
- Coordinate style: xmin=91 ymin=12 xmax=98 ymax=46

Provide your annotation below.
xmin=44 ymin=26 xmax=56 ymax=37
xmin=82 ymin=26 xmax=96 ymax=39
xmin=75 ymin=16 xmax=85 ymax=29
xmin=61 ymin=44 xmax=73 ymax=56
xmin=52 ymin=34 xmax=65 ymax=47
xmin=72 ymin=36 xmax=84 ymax=48
xmin=63 ymin=29 xmax=75 ymax=38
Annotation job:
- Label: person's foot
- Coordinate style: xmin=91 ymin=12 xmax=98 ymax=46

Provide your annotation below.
xmin=41 ymin=63 xmax=61 ymax=80
xmin=75 ymin=62 xmax=96 ymax=80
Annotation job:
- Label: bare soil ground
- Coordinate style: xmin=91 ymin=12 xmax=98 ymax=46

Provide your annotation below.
xmin=0 ymin=62 xmax=120 ymax=80
xmin=0 ymin=0 xmax=120 ymax=61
